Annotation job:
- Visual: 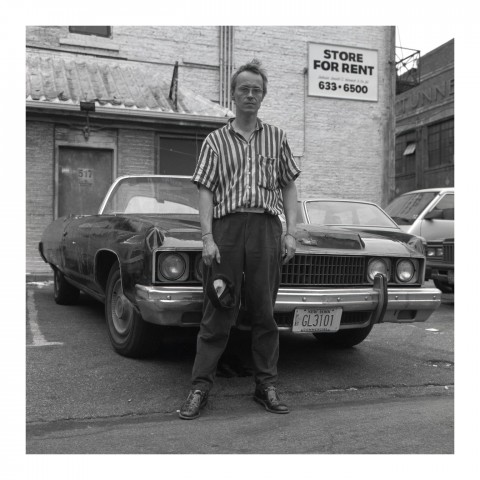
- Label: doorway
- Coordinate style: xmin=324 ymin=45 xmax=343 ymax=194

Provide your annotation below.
xmin=57 ymin=147 xmax=113 ymax=217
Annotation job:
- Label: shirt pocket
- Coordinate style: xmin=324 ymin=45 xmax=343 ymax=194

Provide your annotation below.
xmin=256 ymin=155 xmax=278 ymax=190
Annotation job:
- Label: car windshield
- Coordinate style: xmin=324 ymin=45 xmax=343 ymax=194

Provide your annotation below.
xmin=304 ymin=201 xmax=397 ymax=227
xmin=384 ymin=192 xmax=437 ymax=225
xmin=100 ymin=177 xmax=199 ymax=215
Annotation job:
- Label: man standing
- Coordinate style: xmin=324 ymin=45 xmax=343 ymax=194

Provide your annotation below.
xmin=179 ymin=59 xmax=301 ymax=420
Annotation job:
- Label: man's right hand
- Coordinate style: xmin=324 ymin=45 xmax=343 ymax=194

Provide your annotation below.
xmin=202 ymin=236 xmax=221 ymax=266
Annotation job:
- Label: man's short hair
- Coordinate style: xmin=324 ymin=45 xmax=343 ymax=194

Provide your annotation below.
xmin=230 ymin=59 xmax=268 ymax=98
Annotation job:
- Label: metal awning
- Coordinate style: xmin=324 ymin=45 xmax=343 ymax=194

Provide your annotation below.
xmin=26 ymin=52 xmax=233 ymax=119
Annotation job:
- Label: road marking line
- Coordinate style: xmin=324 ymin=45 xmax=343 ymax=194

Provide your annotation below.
xmin=26 ymin=290 xmax=63 ymax=347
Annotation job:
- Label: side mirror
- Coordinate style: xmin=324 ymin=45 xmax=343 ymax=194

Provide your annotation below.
xmin=423 ymin=209 xmax=443 ymax=220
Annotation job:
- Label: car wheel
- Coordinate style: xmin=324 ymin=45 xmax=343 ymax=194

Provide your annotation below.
xmin=313 ymin=324 xmax=373 ymax=348
xmin=53 ymin=268 xmax=80 ymax=305
xmin=105 ymin=264 xmax=158 ymax=358
xmin=433 ymin=279 xmax=454 ymax=294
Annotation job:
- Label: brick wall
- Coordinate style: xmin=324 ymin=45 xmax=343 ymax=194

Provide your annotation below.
xmin=26 ymin=26 xmax=396 ymax=275
xmin=118 ymin=130 xmax=155 ymax=175
xmin=26 ymin=26 xmax=221 ymax=104
xmin=26 ymin=121 xmax=54 ymax=274
xmin=420 ymin=40 xmax=454 ymax=78
xmin=395 ymin=40 xmax=454 ymax=195
xmin=232 ymin=26 xmax=395 ymax=205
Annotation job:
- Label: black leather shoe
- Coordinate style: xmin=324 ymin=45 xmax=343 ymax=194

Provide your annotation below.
xmin=254 ymin=385 xmax=289 ymax=414
xmin=178 ymin=389 xmax=209 ymax=420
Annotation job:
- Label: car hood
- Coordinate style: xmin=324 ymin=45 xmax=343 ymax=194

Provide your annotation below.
xmin=136 ymin=216 xmax=421 ymax=257
xmin=329 ymin=225 xmax=422 ymax=247
xmin=295 ymin=224 xmax=422 ymax=257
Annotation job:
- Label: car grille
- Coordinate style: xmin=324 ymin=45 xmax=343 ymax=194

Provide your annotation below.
xmin=281 ymin=255 xmax=366 ymax=286
xmin=443 ymin=243 xmax=454 ymax=263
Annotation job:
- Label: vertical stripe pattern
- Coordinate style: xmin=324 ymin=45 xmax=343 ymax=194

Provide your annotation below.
xmin=192 ymin=118 xmax=301 ymax=218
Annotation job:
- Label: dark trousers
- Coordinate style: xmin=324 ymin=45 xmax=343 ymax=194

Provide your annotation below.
xmin=191 ymin=212 xmax=283 ymax=391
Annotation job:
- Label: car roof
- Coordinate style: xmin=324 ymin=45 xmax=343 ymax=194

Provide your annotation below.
xmin=396 ymin=187 xmax=454 ymax=195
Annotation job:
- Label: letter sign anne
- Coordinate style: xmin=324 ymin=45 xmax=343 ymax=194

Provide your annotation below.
xmin=308 ymin=43 xmax=378 ymax=101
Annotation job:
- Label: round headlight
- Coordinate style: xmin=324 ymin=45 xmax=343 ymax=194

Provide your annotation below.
xmin=157 ymin=253 xmax=187 ymax=281
xmin=396 ymin=259 xmax=416 ymax=283
xmin=367 ymin=258 xmax=389 ymax=282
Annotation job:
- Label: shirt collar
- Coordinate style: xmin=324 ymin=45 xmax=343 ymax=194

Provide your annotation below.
xmin=227 ymin=117 xmax=264 ymax=132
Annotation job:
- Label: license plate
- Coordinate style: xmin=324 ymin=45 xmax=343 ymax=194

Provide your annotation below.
xmin=292 ymin=308 xmax=342 ymax=333
xmin=447 ymin=270 xmax=454 ymax=284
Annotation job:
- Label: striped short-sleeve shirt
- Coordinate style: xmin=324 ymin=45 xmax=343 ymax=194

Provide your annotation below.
xmin=192 ymin=118 xmax=301 ymax=218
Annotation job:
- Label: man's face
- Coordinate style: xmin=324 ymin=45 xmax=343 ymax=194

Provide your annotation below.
xmin=232 ymin=71 xmax=265 ymax=115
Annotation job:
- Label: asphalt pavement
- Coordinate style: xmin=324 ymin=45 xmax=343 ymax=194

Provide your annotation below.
xmin=25 ymin=280 xmax=456 ymax=457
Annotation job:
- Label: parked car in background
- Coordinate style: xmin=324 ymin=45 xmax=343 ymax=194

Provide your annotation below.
xmin=384 ymin=188 xmax=454 ymax=286
xmin=427 ymin=238 xmax=454 ymax=293
xmin=297 ymin=198 xmax=427 ymax=248
xmin=39 ymin=176 xmax=441 ymax=358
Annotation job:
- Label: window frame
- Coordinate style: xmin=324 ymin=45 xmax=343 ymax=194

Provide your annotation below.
xmin=427 ymin=118 xmax=454 ymax=169
xmin=433 ymin=193 xmax=454 ymax=220
xmin=395 ymin=130 xmax=416 ymax=176
xmin=68 ymin=26 xmax=112 ymax=38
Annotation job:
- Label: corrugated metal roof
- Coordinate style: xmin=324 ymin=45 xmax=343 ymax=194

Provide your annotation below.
xmin=26 ymin=52 xmax=233 ymax=118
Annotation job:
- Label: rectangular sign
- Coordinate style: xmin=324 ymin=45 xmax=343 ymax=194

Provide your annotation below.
xmin=292 ymin=307 xmax=342 ymax=333
xmin=308 ymin=43 xmax=378 ymax=101
xmin=78 ymin=168 xmax=94 ymax=185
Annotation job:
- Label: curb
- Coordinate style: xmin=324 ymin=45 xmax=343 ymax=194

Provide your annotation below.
xmin=26 ymin=273 xmax=53 ymax=283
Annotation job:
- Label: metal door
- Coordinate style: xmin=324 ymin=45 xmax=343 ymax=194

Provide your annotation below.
xmin=57 ymin=147 xmax=113 ymax=217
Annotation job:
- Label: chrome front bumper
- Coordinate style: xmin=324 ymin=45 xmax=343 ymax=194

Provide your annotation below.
xmin=135 ymin=278 xmax=442 ymax=328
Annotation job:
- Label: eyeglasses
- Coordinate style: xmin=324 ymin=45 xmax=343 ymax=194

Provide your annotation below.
xmin=237 ymin=86 xmax=264 ymax=97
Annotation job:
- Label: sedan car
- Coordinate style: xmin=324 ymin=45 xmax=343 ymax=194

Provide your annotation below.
xmin=39 ymin=176 xmax=441 ymax=358
xmin=384 ymin=188 xmax=454 ymax=284
xmin=297 ymin=197 xmax=428 ymax=245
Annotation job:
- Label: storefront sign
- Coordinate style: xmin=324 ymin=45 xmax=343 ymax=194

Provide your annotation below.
xmin=395 ymin=75 xmax=454 ymax=116
xmin=308 ymin=43 xmax=378 ymax=101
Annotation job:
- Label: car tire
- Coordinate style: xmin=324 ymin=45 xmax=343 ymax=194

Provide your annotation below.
xmin=313 ymin=324 xmax=373 ymax=348
xmin=53 ymin=268 xmax=80 ymax=305
xmin=433 ymin=279 xmax=454 ymax=294
xmin=105 ymin=263 xmax=159 ymax=358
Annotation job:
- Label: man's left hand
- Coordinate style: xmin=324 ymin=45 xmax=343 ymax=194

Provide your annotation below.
xmin=282 ymin=233 xmax=296 ymax=264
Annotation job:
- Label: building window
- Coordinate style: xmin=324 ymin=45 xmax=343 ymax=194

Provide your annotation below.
xmin=428 ymin=118 xmax=454 ymax=168
xmin=395 ymin=131 xmax=416 ymax=176
xmin=69 ymin=26 xmax=111 ymax=38
xmin=157 ymin=136 xmax=205 ymax=176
